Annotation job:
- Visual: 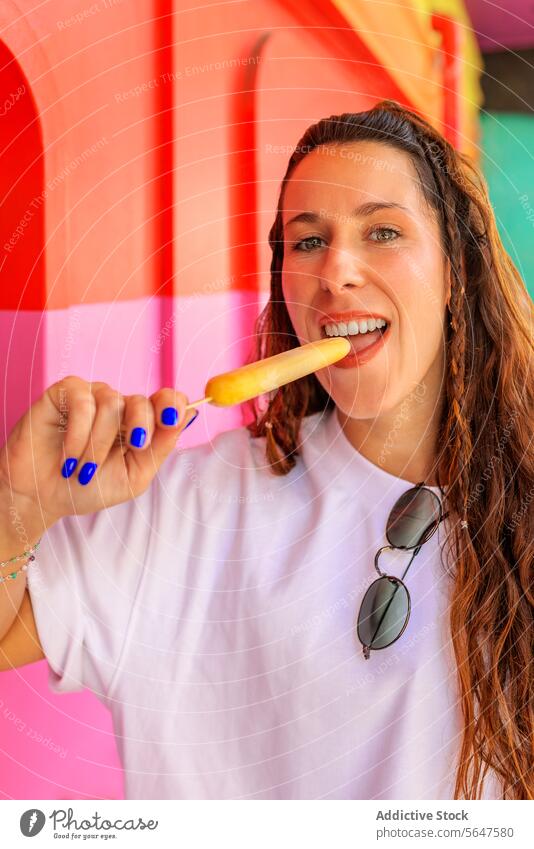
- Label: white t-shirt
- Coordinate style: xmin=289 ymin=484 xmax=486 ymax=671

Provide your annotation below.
xmin=27 ymin=407 xmax=501 ymax=800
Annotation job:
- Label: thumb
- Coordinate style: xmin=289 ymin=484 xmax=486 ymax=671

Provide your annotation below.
xmin=178 ymin=408 xmax=200 ymax=433
xmin=155 ymin=404 xmax=199 ymax=454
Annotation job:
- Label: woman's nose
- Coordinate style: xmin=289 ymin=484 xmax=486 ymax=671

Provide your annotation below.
xmin=319 ymin=245 xmax=368 ymax=293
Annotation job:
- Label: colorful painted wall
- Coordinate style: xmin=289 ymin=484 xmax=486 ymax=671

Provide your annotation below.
xmin=481 ymin=113 xmax=534 ymax=301
xmin=0 ymin=0 xmax=482 ymax=800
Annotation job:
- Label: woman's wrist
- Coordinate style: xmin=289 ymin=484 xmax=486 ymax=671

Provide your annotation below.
xmin=0 ymin=485 xmax=49 ymax=566
xmin=0 ymin=537 xmax=41 ymax=571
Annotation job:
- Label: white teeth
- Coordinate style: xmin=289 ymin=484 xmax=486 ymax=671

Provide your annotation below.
xmin=324 ymin=318 xmax=387 ymax=337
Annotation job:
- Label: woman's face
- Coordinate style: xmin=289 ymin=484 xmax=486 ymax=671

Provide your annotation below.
xmin=281 ymin=141 xmax=450 ymax=420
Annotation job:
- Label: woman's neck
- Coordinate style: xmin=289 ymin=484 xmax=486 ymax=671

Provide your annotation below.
xmin=336 ymin=385 xmax=445 ymax=487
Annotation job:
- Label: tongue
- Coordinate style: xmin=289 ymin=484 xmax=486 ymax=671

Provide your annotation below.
xmin=348 ymin=329 xmax=382 ymax=353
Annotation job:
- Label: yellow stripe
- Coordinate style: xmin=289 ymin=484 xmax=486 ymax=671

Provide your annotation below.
xmin=329 ymin=0 xmax=483 ymax=155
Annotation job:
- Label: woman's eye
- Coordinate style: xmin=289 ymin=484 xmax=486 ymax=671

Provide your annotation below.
xmin=291 ymin=236 xmax=326 ymax=252
xmin=368 ymin=226 xmax=401 ymax=243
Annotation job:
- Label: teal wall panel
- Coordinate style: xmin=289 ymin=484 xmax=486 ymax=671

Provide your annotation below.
xmin=481 ymin=112 xmax=534 ymax=301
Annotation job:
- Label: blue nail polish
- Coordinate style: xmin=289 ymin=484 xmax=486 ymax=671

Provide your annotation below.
xmin=61 ymin=458 xmax=78 ymax=478
xmin=184 ymin=411 xmax=199 ymax=431
xmin=130 ymin=427 xmax=146 ymax=448
xmin=78 ymin=462 xmax=97 ymax=485
xmin=161 ymin=407 xmax=178 ymax=426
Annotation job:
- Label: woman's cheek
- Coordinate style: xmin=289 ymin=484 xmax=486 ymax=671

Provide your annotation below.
xmin=282 ymin=279 xmax=308 ymax=334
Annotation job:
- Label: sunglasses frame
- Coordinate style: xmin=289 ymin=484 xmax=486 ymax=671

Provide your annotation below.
xmin=357 ymin=574 xmax=412 ymax=659
xmin=357 ymin=482 xmax=448 ymax=660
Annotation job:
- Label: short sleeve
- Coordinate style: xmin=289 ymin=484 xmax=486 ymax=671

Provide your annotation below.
xmin=26 ymin=479 xmax=156 ymax=704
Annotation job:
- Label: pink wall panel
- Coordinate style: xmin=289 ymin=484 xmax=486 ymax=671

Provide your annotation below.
xmin=1 ymin=662 xmax=123 ymax=800
xmin=174 ymin=290 xmax=270 ymax=435
xmin=465 ymin=0 xmax=534 ymax=52
xmin=0 ymin=291 xmax=245 ymax=799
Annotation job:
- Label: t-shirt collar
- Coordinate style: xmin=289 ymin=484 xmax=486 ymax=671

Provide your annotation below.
xmin=300 ymin=407 xmax=444 ymax=501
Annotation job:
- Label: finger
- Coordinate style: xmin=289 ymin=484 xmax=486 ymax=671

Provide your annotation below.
xmin=114 ymin=390 xmax=196 ymax=444
xmin=72 ymin=386 xmax=126 ymax=485
xmin=150 ymin=388 xmax=194 ymax=431
xmin=111 ymin=390 xmax=192 ymax=449
xmin=52 ymin=378 xmax=99 ymax=480
xmin=121 ymin=394 xmax=156 ymax=452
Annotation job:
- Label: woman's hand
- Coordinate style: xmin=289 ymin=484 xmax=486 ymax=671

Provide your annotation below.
xmin=0 ymin=376 xmax=198 ymax=530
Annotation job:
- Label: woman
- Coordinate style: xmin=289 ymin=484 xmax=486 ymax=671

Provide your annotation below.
xmin=0 ymin=101 xmax=532 ymax=800
xmin=246 ymin=101 xmax=534 ymax=799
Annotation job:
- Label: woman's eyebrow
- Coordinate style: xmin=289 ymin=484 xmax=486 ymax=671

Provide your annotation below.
xmin=283 ymin=201 xmax=410 ymax=231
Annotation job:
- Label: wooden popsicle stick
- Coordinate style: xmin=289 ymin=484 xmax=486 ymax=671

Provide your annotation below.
xmin=184 ymin=396 xmax=211 ymax=411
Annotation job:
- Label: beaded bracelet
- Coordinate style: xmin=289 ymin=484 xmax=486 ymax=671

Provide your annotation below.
xmin=0 ymin=538 xmax=41 ymax=568
xmin=0 ymin=558 xmax=34 ymax=584
xmin=0 ymin=539 xmax=41 ymax=584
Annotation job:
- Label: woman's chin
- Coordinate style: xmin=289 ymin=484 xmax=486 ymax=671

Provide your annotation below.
xmin=337 ymin=404 xmax=388 ymax=421
xmin=328 ymin=387 xmax=392 ymax=420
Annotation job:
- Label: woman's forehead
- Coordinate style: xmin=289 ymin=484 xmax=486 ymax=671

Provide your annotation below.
xmin=282 ymin=144 xmax=424 ymax=223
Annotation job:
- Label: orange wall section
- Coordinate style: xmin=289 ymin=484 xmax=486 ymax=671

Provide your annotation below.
xmin=1 ymin=0 xmax=481 ymax=315
xmin=1 ymin=0 xmax=172 ymax=312
xmin=255 ymin=24 xmax=411 ymax=297
xmin=329 ymin=0 xmax=483 ymax=158
xmin=311 ymin=0 xmax=445 ymax=131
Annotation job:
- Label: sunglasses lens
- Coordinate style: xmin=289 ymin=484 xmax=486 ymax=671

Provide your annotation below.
xmin=357 ymin=577 xmax=410 ymax=650
xmin=386 ymin=487 xmax=441 ymax=549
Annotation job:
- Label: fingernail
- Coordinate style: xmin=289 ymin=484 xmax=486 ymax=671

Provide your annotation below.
xmin=61 ymin=458 xmax=78 ymax=478
xmin=183 ymin=411 xmax=199 ymax=431
xmin=78 ymin=462 xmax=97 ymax=485
xmin=161 ymin=407 xmax=178 ymax=426
xmin=130 ymin=427 xmax=147 ymax=448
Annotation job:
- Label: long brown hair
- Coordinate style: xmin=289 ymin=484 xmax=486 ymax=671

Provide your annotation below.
xmin=244 ymin=100 xmax=534 ymax=799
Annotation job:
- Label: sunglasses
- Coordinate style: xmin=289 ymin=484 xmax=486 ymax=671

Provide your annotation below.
xmin=356 ymin=482 xmax=448 ymax=660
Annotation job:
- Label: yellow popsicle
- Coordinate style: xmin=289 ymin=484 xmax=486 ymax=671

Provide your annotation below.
xmin=184 ymin=337 xmax=351 ymax=410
